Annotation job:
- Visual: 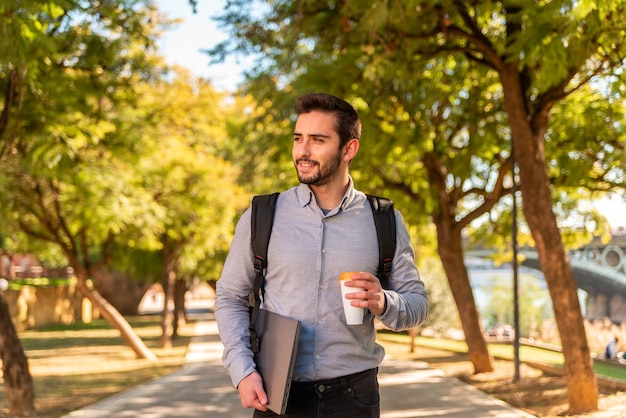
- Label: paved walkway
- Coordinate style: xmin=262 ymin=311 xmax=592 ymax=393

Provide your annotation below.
xmin=64 ymin=311 xmax=535 ymax=418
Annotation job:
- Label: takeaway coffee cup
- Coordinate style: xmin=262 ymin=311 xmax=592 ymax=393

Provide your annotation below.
xmin=339 ymin=272 xmax=365 ymax=325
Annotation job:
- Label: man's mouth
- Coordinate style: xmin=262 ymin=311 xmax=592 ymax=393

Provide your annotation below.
xmin=297 ymin=159 xmax=318 ymax=168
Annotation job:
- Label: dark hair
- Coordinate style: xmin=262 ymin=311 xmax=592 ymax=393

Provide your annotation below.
xmin=294 ymin=93 xmax=362 ymax=148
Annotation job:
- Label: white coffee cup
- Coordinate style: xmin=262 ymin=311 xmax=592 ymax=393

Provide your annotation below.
xmin=339 ymin=272 xmax=365 ymax=325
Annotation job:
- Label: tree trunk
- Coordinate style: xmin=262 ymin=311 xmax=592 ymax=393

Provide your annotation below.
xmin=160 ymin=270 xmax=176 ymax=349
xmin=408 ymin=327 xmax=418 ymax=353
xmin=502 ymin=70 xmax=598 ymax=413
xmin=436 ymin=222 xmax=494 ymax=373
xmin=173 ymin=278 xmax=187 ymax=336
xmin=0 ymin=292 xmax=35 ymax=416
xmin=206 ymin=279 xmax=217 ymax=293
xmin=160 ymin=240 xmax=182 ymax=348
xmin=422 ymin=153 xmax=494 ymax=373
xmin=72 ymin=269 xmax=157 ymax=362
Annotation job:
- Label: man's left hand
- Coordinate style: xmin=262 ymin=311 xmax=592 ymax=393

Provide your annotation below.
xmin=343 ymin=272 xmax=386 ymax=316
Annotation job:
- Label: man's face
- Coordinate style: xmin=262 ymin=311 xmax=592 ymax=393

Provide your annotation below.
xmin=292 ymin=111 xmax=343 ymax=186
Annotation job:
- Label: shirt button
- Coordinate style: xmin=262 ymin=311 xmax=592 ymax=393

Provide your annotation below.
xmin=319 ymin=384 xmax=326 ymax=392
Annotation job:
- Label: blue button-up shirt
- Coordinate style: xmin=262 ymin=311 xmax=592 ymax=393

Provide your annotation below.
xmin=215 ymin=179 xmax=428 ymax=387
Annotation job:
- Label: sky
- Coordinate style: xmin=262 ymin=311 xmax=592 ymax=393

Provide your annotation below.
xmin=585 ymin=195 xmax=625 ymax=231
xmin=155 ymin=0 xmax=245 ymax=91
xmin=154 ymin=2 xmax=625 ymax=230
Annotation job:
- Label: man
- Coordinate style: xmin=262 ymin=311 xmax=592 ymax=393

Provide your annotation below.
xmin=606 ymin=337 xmax=619 ymax=360
xmin=215 ymin=93 xmax=428 ymax=417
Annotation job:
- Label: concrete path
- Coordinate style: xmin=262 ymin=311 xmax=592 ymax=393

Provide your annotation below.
xmin=64 ymin=312 xmax=535 ymax=418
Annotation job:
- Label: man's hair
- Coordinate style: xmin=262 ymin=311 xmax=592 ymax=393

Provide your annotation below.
xmin=294 ymin=93 xmax=362 ymax=148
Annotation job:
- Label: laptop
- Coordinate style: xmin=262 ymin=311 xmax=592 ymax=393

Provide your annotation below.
xmin=253 ymin=308 xmax=302 ymax=415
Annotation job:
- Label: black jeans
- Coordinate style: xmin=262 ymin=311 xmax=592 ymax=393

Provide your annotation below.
xmin=253 ymin=368 xmax=380 ymax=418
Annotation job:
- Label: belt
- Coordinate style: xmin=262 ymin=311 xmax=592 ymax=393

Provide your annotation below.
xmin=292 ymin=368 xmax=377 ymax=395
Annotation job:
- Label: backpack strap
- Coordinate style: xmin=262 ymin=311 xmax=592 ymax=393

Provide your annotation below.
xmin=248 ymin=192 xmax=280 ymax=353
xmin=366 ymin=194 xmax=397 ymax=290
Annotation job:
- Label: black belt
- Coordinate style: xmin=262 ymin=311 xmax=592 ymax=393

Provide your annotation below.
xmin=292 ymin=368 xmax=377 ymax=395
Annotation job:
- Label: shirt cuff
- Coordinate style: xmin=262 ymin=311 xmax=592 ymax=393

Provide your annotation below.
xmin=378 ymin=290 xmax=399 ymax=329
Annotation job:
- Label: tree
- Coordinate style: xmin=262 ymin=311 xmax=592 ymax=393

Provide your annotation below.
xmin=409 ymin=4 xmax=622 ymax=411
xmin=132 ymin=70 xmax=247 ymax=347
xmin=211 ymin=1 xmax=626 ymax=412
xmin=0 ymin=0 xmax=168 ymax=364
xmin=0 ymin=291 xmax=35 ymax=416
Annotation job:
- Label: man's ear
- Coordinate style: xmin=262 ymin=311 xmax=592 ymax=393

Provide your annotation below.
xmin=343 ymin=139 xmax=360 ymax=162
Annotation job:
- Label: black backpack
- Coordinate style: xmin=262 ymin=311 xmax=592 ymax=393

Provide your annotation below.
xmin=248 ymin=192 xmax=397 ymax=353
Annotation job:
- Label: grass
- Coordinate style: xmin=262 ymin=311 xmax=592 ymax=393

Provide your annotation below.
xmin=377 ymin=332 xmax=626 ymax=381
xmin=8 ymin=277 xmax=77 ymax=289
xmin=1 ymin=315 xmax=193 ymax=418
xmin=593 ymin=361 xmax=626 ymax=381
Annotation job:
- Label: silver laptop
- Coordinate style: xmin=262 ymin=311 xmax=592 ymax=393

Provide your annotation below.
xmin=254 ymin=308 xmax=301 ymax=415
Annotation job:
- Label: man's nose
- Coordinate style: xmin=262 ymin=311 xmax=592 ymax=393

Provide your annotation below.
xmin=295 ymin=138 xmax=311 ymax=155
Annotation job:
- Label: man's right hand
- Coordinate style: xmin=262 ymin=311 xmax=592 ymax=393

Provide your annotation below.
xmin=237 ymin=372 xmax=268 ymax=411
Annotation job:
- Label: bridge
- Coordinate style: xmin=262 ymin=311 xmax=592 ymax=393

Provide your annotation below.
xmin=466 ymin=235 xmax=626 ymax=323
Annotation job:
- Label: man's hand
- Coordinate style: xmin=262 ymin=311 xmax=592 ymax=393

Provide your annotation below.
xmin=237 ymin=372 xmax=268 ymax=411
xmin=343 ymin=272 xmax=386 ymax=316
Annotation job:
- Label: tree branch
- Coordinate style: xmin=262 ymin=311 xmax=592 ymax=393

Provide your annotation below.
xmin=457 ymin=157 xmax=513 ymax=230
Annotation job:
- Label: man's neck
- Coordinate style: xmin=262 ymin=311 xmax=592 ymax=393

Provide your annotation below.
xmin=310 ymin=175 xmax=350 ymax=211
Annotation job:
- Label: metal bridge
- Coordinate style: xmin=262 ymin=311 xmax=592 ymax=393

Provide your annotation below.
xmin=466 ymin=235 xmax=626 ymax=323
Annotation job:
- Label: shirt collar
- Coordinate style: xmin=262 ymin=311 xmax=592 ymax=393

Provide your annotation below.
xmin=295 ymin=176 xmax=357 ymax=211
xmin=296 ymin=183 xmax=314 ymax=207
xmin=340 ymin=176 xmax=357 ymax=210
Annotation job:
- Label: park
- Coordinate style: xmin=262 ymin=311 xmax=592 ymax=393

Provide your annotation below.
xmin=1 ymin=1 xmax=626 ymax=417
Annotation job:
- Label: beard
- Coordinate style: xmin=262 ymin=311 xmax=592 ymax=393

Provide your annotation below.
xmin=295 ymin=149 xmax=342 ymax=186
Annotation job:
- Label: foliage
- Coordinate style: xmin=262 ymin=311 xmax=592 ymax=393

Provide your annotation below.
xmin=125 ymin=70 xmax=249 ymax=281
xmin=0 ymin=0 xmax=166 ymax=266
xmin=222 ymin=93 xmax=297 ymax=195
xmin=210 ymin=0 xmax=625 ymax=237
xmin=0 ymin=1 xmax=247 ymax=284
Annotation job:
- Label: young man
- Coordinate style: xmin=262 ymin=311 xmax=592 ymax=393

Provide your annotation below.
xmin=215 ymin=93 xmax=429 ymax=417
